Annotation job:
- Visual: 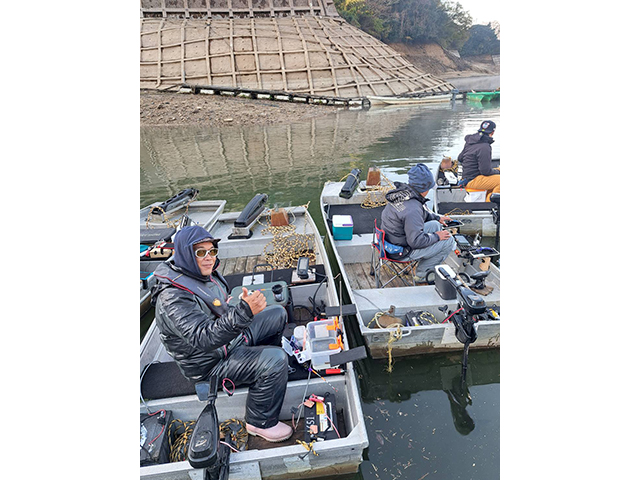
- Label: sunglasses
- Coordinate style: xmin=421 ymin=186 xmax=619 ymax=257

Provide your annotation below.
xmin=194 ymin=247 xmax=218 ymax=258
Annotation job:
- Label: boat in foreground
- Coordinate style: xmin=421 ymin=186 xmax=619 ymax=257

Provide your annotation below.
xmin=320 ymin=178 xmax=500 ymax=360
xmin=432 ymin=158 xmax=500 ymax=236
xmin=140 ymin=189 xmax=226 ymax=316
xmin=140 ymin=198 xmax=368 ymax=480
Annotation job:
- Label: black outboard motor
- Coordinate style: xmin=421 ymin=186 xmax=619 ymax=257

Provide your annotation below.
xmin=229 ymin=193 xmax=268 ymax=239
xmin=339 ymin=169 xmax=361 ymax=199
xmin=490 ymin=193 xmax=500 ymax=249
xmin=151 ymin=188 xmax=199 ymax=215
xmin=437 ymin=266 xmax=486 ymax=382
xmin=188 ymin=375 xmax=221 ymax=470
xmin=188 ymin=333 xmax=246 ymax=476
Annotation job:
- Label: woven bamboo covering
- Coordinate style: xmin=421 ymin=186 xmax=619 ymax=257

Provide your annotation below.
xmin=140 ymin=5 xmax=454 ymax=98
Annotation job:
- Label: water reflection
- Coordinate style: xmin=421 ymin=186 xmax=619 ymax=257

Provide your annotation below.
xmin=355 ymin=350 xmax=500 ymax=479
xmin=140 ymin=102 xmax=500 ymax=214
xmin=444 ymin=374 xmax=475 ymax=436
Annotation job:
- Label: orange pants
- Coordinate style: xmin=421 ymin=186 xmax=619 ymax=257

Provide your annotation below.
xmin=467 ymin=174 xmax=500 ymax=202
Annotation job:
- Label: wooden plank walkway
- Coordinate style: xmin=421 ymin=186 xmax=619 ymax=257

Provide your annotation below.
xmin=220 ymin=254 xmax=316 ymax=277
xmin=343 ymin=261 xmax=414 ymax=290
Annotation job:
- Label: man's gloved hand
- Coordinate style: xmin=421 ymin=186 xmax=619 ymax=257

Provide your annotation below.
xmin=241 ymin=287 xmax=267 ymax=315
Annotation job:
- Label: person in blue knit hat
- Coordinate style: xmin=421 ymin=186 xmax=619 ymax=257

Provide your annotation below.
xmin=380 ymin=163 xmax=455 ymax=283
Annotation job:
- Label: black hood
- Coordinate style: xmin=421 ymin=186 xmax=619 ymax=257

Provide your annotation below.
xmin=173 ymin=225 xmax=219 ymax=281
xmin=464 ymin=132 xmax=494 ymax=145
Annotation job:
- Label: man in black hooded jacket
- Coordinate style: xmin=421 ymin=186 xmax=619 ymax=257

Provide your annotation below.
xmin=151 ymin=225 xmax=293 ymax=443
xmin=458 ymin=120 xmax=500 ymax=202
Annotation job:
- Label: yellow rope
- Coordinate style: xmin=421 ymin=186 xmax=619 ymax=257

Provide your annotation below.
xmin=360 ymin=171 xmax=395 ymax=209
xmin=296 ymin=440 xmax=319 ymax=456
xmin=366 ymin=311 xmax=404 ymax=373
xmin=443 ymin=207 xmax=472 ymax=216
xmin=168 ymin=419 xmax=195 ymax=463
xmin=219 ymin=419 xmax=248 ymax=451
xmin=385 ymin=325 xmax=403 ymax=373
xmin=258 ymin=203 xmax=316 ymax=269
xmin=418 ymin=311 xmax=438 ymax=325
xmin=168 ymin=418 xmax=248 ymax=462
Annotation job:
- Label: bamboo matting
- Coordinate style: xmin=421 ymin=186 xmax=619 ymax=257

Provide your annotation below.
xmin=140 ymin=14 xmax=454 ymax=98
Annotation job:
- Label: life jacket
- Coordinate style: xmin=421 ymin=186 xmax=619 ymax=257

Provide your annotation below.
xmin=154 ymin=264 xmax=231 ymax=317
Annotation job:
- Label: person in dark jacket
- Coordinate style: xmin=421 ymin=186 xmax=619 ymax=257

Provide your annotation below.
xmin=380 ymin=163 xmax=455 ymax=282
xmin=458 ymin=120 xmax=500 ymax=202
xmin=151 ymin=225 xmax=292 ymax=443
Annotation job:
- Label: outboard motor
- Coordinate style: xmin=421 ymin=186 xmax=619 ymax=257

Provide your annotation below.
xmin=188 ymin=375 xmax=221 ymax=470
xmin=188 ymin=332 xmax=246 ymax=479
xmin=228 ymin=193 xmax=268 ymax=239
xmin=151 ymin=188 xmax=199 ymax=215
xmin=437 ymin=266 xmax=486 ymax=382
xmin=339 ymin=169 xmax=361 ymax=199
xmin=490 ymin=193 xmax=500 ymax=249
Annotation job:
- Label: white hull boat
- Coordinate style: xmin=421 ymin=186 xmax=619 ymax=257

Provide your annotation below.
xmin=368 ymin=93 xmax=461 ymax=106
xmin=140 ymin=200 xmax=368 ymax=480
xmin=320 ymin=179 xmax=500 ymax=360
xmin=432 ymin=159 xmax=500 ymax=236
xmin=140 ymin=190 xmax=226 ymax=316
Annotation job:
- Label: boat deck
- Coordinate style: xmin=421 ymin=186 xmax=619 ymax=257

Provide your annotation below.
xmin=247 ymin=413 xmax=346 ymax=451
xmin=219 ymin=254 xmax=317 ymax=281
xmin=343 ymin=261 xmax=412 ymax=290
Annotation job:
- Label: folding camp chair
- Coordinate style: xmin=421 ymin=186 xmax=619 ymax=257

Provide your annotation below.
xmin=370 ymin=219 xmax=418 ymax=288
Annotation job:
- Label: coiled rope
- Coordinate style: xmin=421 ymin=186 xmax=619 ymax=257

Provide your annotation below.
xmin=167 ymin=418 xmax=248 ymax=462
xmin=360 ymin=171 xmax=396 ymax=209
xmin=258 ymin=203 xmax=316 ymax=269
xmin=367 ymin=311 xmax=404 ymax=373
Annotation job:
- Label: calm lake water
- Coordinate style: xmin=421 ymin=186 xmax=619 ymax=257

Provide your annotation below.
xmin=141 ymin=100 xmax=500 ymax=479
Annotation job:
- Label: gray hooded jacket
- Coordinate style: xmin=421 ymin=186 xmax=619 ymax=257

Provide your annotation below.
xmin=380 ymin=183 xmax=441 ymax=252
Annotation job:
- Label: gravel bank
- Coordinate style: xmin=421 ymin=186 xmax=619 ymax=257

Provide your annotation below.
xmin=140 ymin=90 xmax=336 ymax=127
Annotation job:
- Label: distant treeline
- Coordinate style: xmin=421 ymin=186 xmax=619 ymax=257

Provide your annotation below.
xmin=334 ymin=0 xmax=499 ymax=55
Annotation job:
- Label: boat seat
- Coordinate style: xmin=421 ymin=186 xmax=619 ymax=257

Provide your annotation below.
xmin=464 ymin=186 xmax=487 ymax=203
xmin=140 ymin=356 xmax=318 ymax=400
xmin=141 ymin=362 xmax=196 ymax=400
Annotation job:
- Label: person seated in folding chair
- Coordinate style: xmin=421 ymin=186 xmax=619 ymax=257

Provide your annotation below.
xmin=457 ymin=120 xmax=500 ymax=202
xmin=380 ymin=163 xmax=455 ymax=284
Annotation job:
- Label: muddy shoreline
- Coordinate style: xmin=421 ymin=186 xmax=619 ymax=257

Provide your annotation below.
xmin=140 ymin=71 xmax=498 ymax=128
xmin=140 ymin=89 xmax=336 ymax=128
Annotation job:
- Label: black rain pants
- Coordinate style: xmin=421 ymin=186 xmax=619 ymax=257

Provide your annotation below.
xmin=216 ymin=304 xmax=288 ymax=428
